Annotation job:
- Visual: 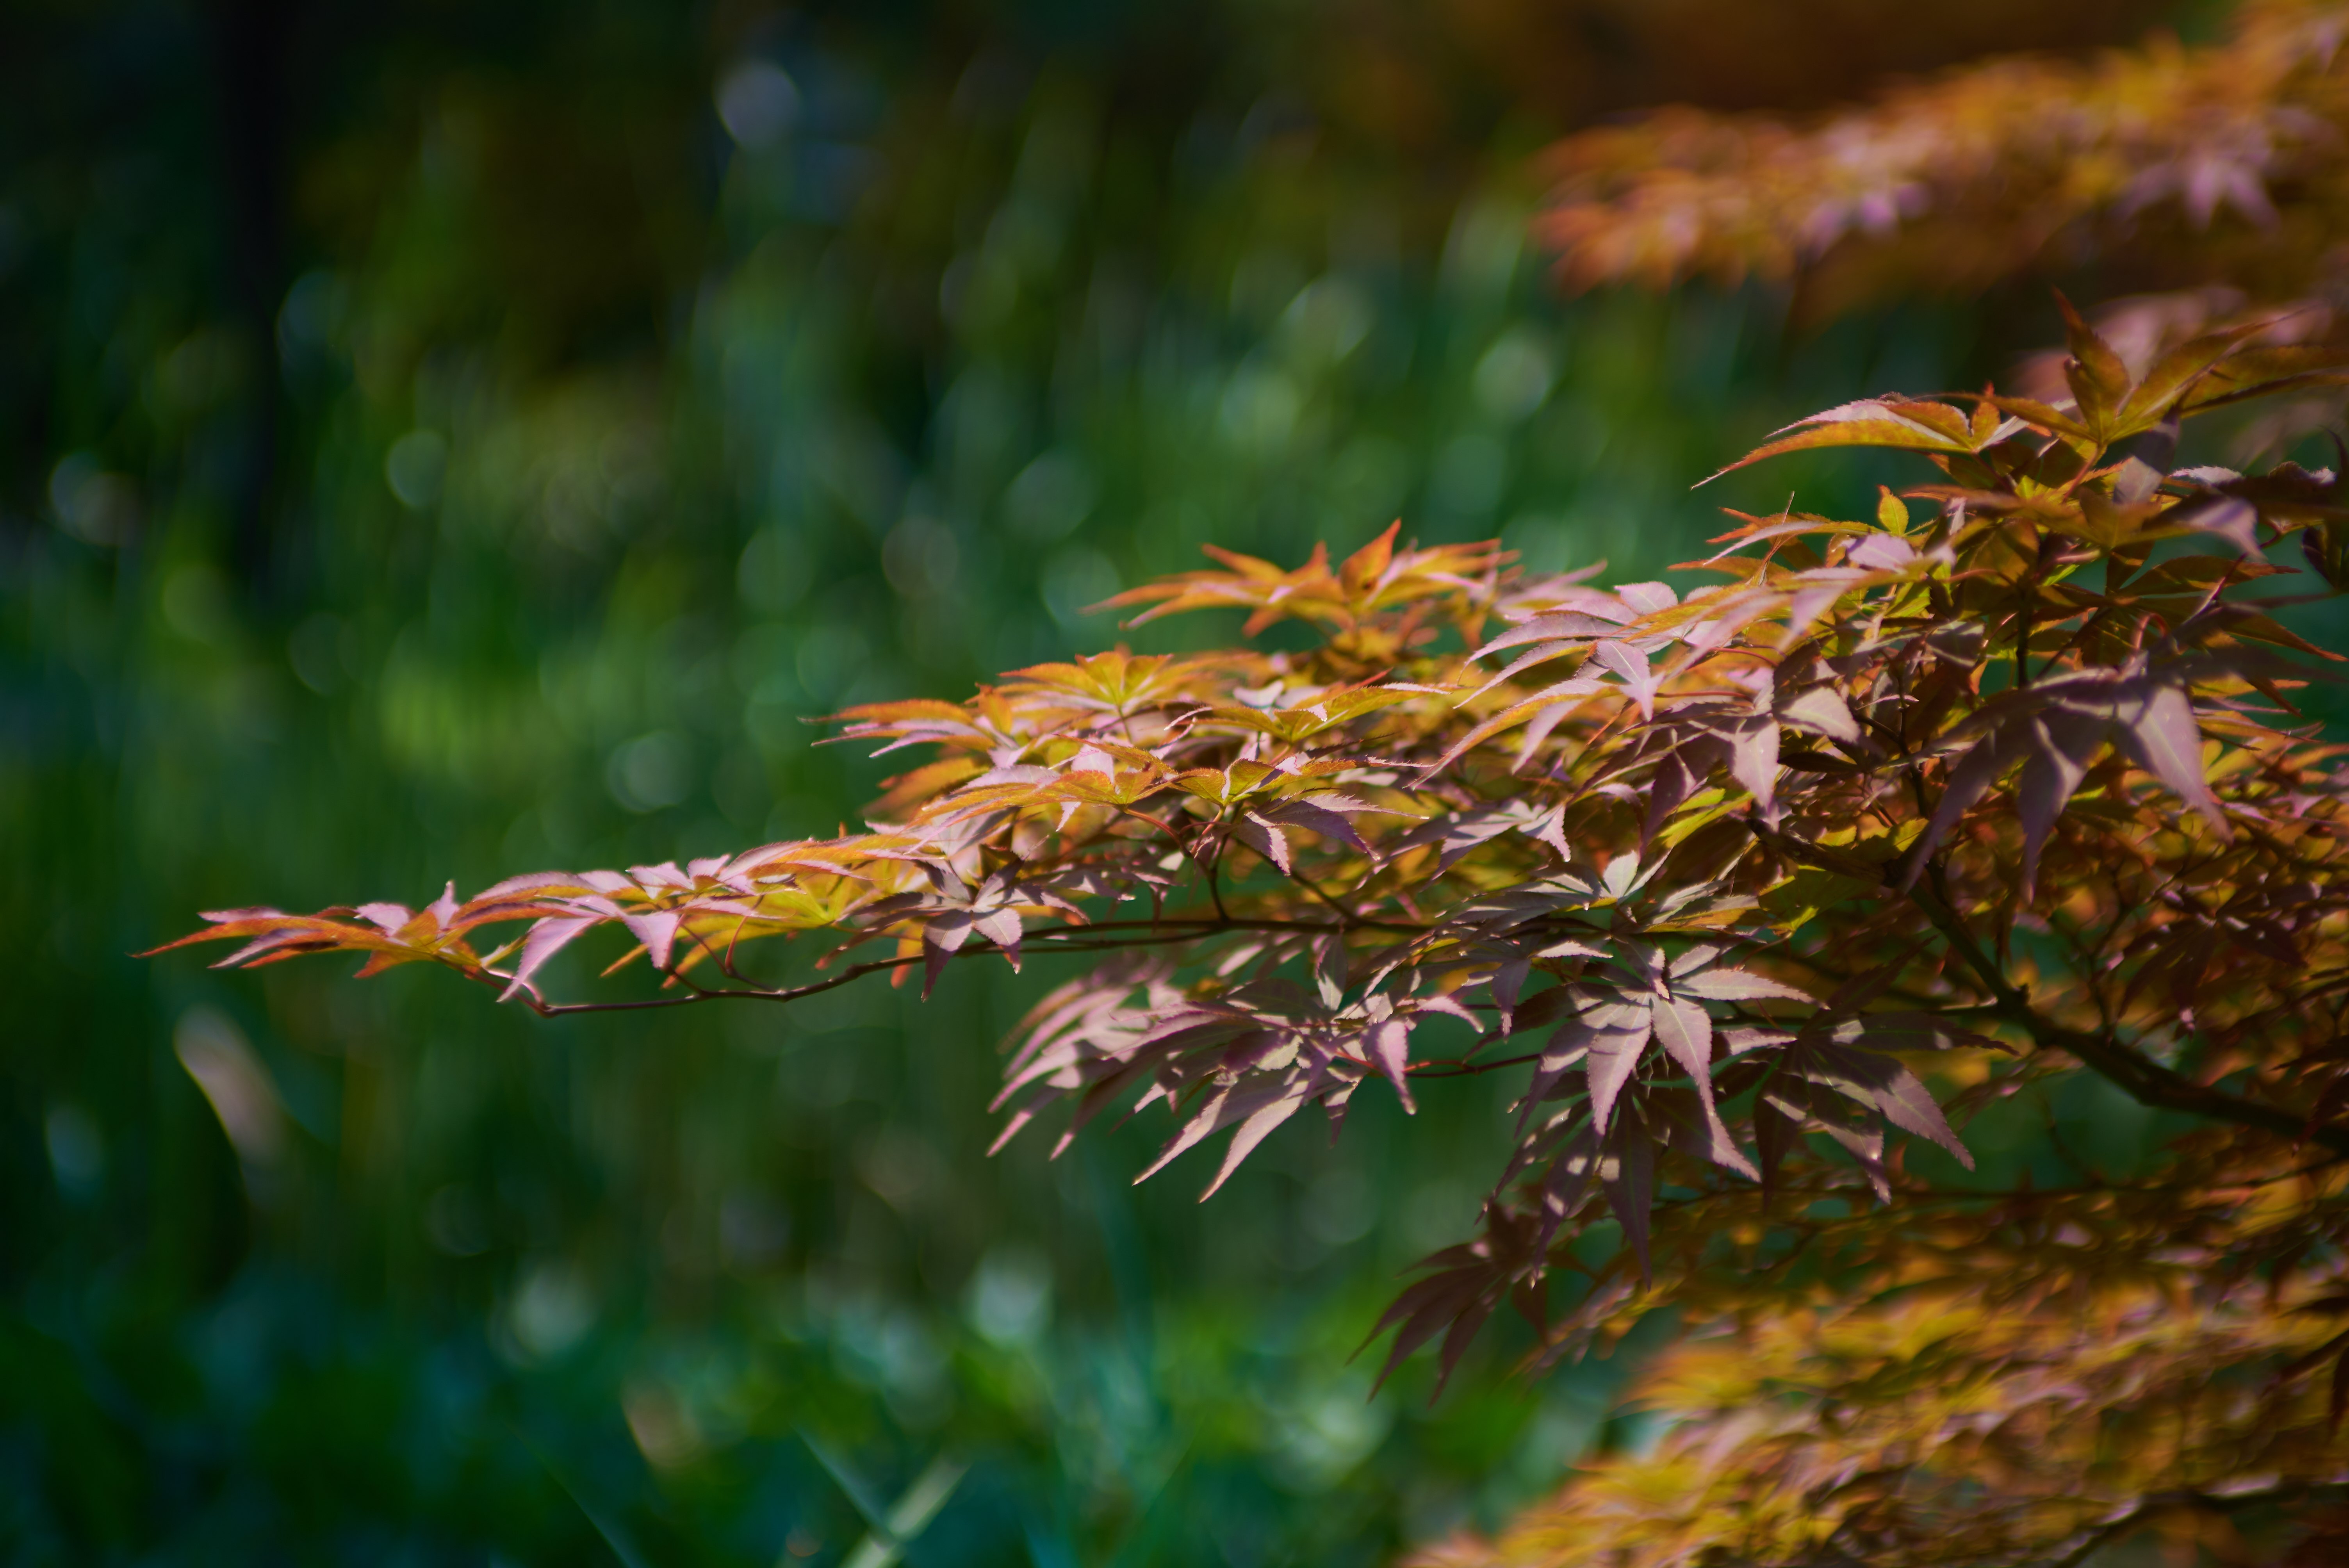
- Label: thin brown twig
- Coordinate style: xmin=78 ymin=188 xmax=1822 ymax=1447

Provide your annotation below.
xmin=492 ymin=909 xmax=1433 ymax=1016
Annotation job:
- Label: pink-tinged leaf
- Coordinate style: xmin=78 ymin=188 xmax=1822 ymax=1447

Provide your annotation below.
xmin=1780 ymin=579 xmax=1857 ymax=646
xmin=1526 ymin=803 xmax=1574 ymax=864
xmin=971 ymin=907 xmax=1023 ymax=969
xmin=1777 ymin=686 xmax=1860 ymax=743
xmin=213 ymin=928 xmax=335 ymax=968
xmin=1601 ymin=853 xmax=1649 ymax=904
xmin=2171 ymin=494 xmax=2263 ymax=554
xmin=1512 ymin=698 xmax=1595 ymax=770
xmin=1590 ymin=640 xmax=1659 ymax=720
xmin=2057 ymin=292 xmax=2132 ymax=428
xmin=1698 ymin=514 xmax=1873 ymax=568
xmin=1703 ymin=398 xmax=1977 ymax=484
xmin=473 ymin=870 xmax=591 ymax=902
xmin=1233 ymin=813 xmax=1291 ymax=873
xmin=1436 ymin=1293 xmax=1501 ymax=1397
xmin=1201 ymin=1089 xmax=1308 ymax=1199
xmin=1489 ymin=959 xmax=1530 ymax=1037
xmin=1668 ymin=941 xmax=1727 ymax=980
xmin=1616 ymin=581 xmax=1678 ymax=615
xmin=1577 ymin=1006 xmax=1653 ymax=1134
xmin=1656 ymin=1089 xmax=1759 ymax=1180
xmin=2117 ymin=321 xmax=2271 ymax=430
xmin=1321 ymin=1078 xmax=1360 ymax=1144
xmin=1131 ymin=1007 xmax=1254 ymax=1054
xmin=622 ymin=911 xmax=682 ymax=972
xmin=357 ymin=903 xmax=412 ymax=932
xmin=1135 ymin=1083 xmax=1245 ymax=1184
xmin=1845 ymin=534 xmax=1917 ymax=571
xmin=1640 ymin=750 xmax=1707 ymax=850
xmin=1365 ymin=1017 xmax=1415 ymax=1114
xmin=1651 ymin=997 xmax=1714 ymax=1090
xmin=2018 ymin=713 xmax=2108 ymax=895
xmin=242 ymin=923 xmax=410 ymax=972
xmin=1474 ymin=631 xmax=1608 ymax=697
xmin=1802 ymin=1086 xmax=1891 ymax=1201
xmin=986 ymin=1085 xmax=1059 ymax=1155
xmin=1601 ymin=1126 xmax=1656 ymax=1283
xmin=1413 ymin=990 xmax=1485 ymax=1034
xmin=1268 ymin=797 xmax=1372 ymax=854
xmin=1986 ymin=394 xmax=2092 ymax=441
xmin=1141 ymin=1071 xmax=1308 ymax=1190
xmin=1518 ymin=1031 xmax=1589 ymax=1130
xmin=500 ymin=916 xmax=601 ymax=1000
xmin=1066 ymin=1060 xmax=1172 ymax=1147
xmin=1391 ymin=807 xmax=1526 ymax=876
xmin=1903 ymin=726 xmax=2018 ymax=887
xmin=193 ymin=906 xmax=298 ymax=925
xmin=1872 ymin=1060 xmax=1974 ymax=1169
xmin=1313 ymin=934 xmax=1350 ymax=1009
xmin=424 ymin=882 xmax=461 ymax=931
xmin=2113 ymin=678 xmax=2229 ymax=835
xmin=1363 ymin=1264 xmax=1499 ymax=1394
xmin=922 ymin=910 xmax=977 ymax=997
xmin=1469 ymin=612 xmax=1624 ymax=663
xmin=1539 ymin=1122 xmax=1604 ymax=1225
xmin=1674 ymin=969 xmax=1812 ymax=1004
xmin=1726 ymin=718 xmax=1781 ymax=814
xmin=1420 ymin=689 xmax=1592 ymax=778
xmin=1502 ymin=984 xmax=1580 ymax=1040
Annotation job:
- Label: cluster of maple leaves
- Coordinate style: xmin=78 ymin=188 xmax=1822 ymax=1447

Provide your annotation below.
xmin=160 ymin=303 xmax=2349 ymax=1560
xmin=1417 ymin=1255 xmax=2349 ymax=1566
xmin=1534 ymin=0 xmax=2349 ymax=316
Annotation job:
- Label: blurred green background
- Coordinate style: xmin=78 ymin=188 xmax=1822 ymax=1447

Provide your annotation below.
xmin=0 ymin=2 xmax=2228 ymax=1562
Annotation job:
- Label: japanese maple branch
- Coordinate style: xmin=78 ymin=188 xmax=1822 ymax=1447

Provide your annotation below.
xmin=484 ymin=909 xmax=1429 ymax=1017
xmin=2051 ymin=1481 xmax=2349 ymax=1568
xmin=1750 ymin=819 xmax=2349 ymax=1154
xmin=1633 ymin=1157 xmax=2345 ymax=1221
xmin=1908 ymin=859 xmax=2349 ymax=1155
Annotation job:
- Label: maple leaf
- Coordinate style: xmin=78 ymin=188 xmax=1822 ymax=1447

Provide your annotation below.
xmin=1103 ymin=522 xmax=1504 ymax=637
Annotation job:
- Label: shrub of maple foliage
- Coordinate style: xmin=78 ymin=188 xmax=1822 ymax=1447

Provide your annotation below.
xmin=159 ymin=301 xmax=2349 ymax=1560
xmin=1537 ymin=0 xmax=2349 ymax=324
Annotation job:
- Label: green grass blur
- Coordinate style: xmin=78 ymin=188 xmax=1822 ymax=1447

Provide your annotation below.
xmin=0 ymin=4 xmax=2075 ymax=1562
